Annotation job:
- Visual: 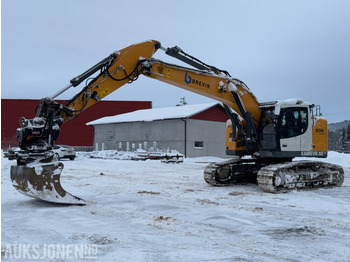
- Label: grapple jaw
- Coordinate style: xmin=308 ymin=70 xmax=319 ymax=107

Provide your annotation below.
xmin=10 ymin=155 xmax=85 ymax=205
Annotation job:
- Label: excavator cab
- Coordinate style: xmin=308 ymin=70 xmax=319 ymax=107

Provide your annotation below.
xmin=258 ymin=100 xmax=316 ymax=158
xmin=226 ymin=99 xmax=328 ymax=159
xmin=259 ymin=100 xmax=327 ymax=158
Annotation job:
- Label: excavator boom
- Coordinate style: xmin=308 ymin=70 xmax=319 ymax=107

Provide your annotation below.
xmin=60 ymin=40 xmax=161 ymax=122
xmin=143 ymin=58 xmax=261 ymax=122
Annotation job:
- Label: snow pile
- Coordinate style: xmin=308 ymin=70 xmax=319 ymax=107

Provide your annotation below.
xmin=327 ymin=151 xmax=350 ymax=168
xmin=82 ymin=150 xmax=139 ymax=160
xmin=274 ymin=98 xmax=311 ymax=115
xmin=82 ymin=148 xmax=184 ymax=161
xmin=298 ymin=150 xmax=350 ymax=169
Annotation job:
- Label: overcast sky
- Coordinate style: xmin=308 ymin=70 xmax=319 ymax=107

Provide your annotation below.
xmin=2 ymin=0 xmax=350 ymax=123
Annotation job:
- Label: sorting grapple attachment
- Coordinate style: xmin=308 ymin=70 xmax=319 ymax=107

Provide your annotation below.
xmin=10 ymin=158 xmax=85 ymax=205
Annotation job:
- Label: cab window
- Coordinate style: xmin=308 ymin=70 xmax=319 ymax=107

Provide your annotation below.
xmin=280 ymin=107 xmax=308 ymax=138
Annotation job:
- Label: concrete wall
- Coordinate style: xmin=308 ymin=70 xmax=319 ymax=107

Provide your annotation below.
xmin=92 ymin=118 xmax=227 ymax=158
xmin=185 ymin=119 xmax=226 ymax=158
xmin=93 ymin=119 xmax=186 ymax=153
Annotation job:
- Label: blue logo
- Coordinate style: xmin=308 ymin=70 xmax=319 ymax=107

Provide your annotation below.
xmin=184 ymin=72 xmax=192 ymax=84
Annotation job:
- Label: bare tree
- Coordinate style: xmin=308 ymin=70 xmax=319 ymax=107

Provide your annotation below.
xmin=176 ymin=97 xmax=188 ymax=106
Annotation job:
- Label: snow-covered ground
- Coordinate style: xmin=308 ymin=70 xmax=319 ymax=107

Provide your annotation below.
xmin=1 ymin=151 xmax=350 ymax=261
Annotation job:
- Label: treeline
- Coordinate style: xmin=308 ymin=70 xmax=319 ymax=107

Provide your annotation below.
xmin=328 ymin=124 xmax=350 ymax=152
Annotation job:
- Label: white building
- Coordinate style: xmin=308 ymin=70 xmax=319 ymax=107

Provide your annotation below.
xmin=87 ymin=103 xmax=229 ymax=157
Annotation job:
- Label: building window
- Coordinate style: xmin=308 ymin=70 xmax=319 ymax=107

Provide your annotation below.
xmin=194 ymin=141 xmax=204 ymax=148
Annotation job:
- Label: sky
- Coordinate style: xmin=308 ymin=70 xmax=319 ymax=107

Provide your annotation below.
xmin=2 ymin=0 xmax=350 ymax=123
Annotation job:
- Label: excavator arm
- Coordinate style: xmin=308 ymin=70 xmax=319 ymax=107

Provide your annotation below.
xmin=59 ymin=40 xmax=161 ymax=122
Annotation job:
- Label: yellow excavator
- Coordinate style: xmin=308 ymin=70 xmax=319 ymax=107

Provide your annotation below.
xmin=6 ymin=40 xmax=344 ymax=204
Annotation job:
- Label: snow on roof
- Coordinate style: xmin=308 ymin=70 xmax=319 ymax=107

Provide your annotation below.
xmin=86 ymin=102 xmax=221 ymax=125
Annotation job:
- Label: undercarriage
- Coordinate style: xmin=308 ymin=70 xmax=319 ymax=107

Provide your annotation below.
xmin=204 ymin=158 xmax=344 ymax=193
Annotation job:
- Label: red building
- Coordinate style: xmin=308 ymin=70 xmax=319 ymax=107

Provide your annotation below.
xmin=1 ymin=99 xmax=152 ymax=149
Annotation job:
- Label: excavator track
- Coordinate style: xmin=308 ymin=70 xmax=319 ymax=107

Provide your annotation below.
xmin=204 ymin=159 xmax=344 ymax=193
xmin=204 ymin=158 xmax=262 ymax=186
xmin=257 ymin=161 xmax=344 ymax=193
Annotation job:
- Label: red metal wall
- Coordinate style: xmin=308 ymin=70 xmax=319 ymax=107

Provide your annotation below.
xmin=190 ymin=105 xmax=228 ymax=122
xmin=1 ymin=99 xmax=152 ymax=148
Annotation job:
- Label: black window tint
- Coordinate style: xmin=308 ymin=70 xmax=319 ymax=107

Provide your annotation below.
xmin=280 ymin=107 xmax=308 ymax=138
xmin=194 ymin=141 xmax=204 ymax=148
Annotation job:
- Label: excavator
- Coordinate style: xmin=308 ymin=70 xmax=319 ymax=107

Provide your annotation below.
xmin=5 ymin=40 xmax=344 ymax=204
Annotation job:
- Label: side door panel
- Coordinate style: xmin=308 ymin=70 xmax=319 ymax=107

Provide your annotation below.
xmin=278 ymin=107 xmax=312 ymax=152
